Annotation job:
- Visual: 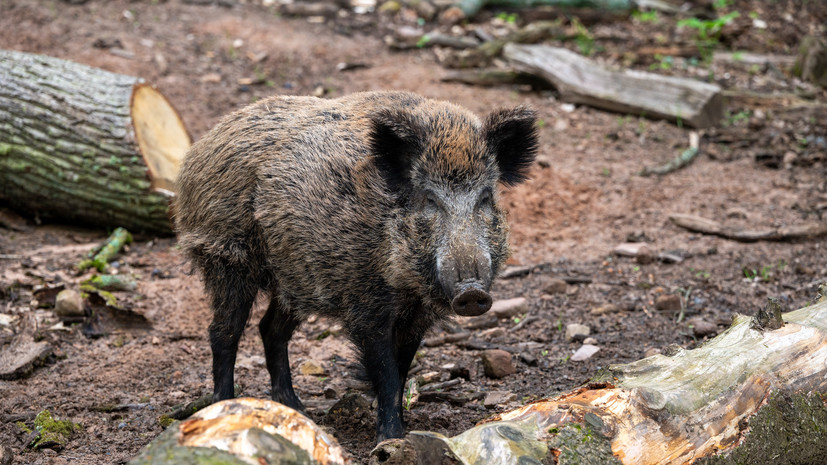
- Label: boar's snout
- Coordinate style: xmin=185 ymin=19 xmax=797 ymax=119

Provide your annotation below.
xmin=451 ymin=281 xmax=493 ymax=316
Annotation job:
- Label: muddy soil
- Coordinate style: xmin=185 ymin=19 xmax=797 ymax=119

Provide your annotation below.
xmin=1 ymin=0 xmax=825 ymax=463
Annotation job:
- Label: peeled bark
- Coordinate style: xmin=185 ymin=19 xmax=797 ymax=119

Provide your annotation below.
xmin=372 ymin=294 xmax=827 ymax=465
xmin=0 ymin=50 xmax=190 ymax=234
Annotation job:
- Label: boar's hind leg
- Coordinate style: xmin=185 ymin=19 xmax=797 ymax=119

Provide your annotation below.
xmin=259 ymin=298 xmax=304 ymax=411
xmin=204 ymin=261 xmax=259 ymax=402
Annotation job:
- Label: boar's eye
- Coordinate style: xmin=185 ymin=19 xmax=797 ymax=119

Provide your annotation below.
xmin=477 ymin=188 xmax=493 ymax=209
xmin=424 ymin=192 xmax=440 ymax=210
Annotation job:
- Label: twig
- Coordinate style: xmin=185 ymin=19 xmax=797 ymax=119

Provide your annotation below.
xmin=640 ymin=131 xmax=700 ymax=176
xmin=77 ymin=228 xmax=132 ymax=272
xmin=423 ymin=332 xmax=472 ymax=347
xmin=509 ymin=315 xmax=539 ymax=332
xmin=442 ymin=21 xmax=566 ymax=69
xmin=669 ymin=213 xmax=827 ymax=242
xmin=420 ymin=378 xmax=462 ymax=392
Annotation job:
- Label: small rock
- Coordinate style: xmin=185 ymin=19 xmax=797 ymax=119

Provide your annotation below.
xmin=655 ymin=294 xmax=682 ymax=312
xmin=483 ymin=390 xmax=516 ymax=408
xmin=565 ymin=323 xmax=590 ymax=342
xmin=542 ymin=278 xmax=567 ymax=295
xmin=687 ymin=317 xmax=717 ymax=337
xmin=411 ymin=0 xmax=436 ymax=20
xmin=583 ymin=337 xmax=597 ymax=345
xmin=519 ymin=352 xmax=538 ymax=366
xmin=481 ymin=349 xmax=515 ymax=378
xmin=725 ymin=207 xmax=749 ymax=219
xmin=200 ymin=72 xmax=222 ymax=83
xmin=0 ymin=444 xmax=13 ymax=465
xmin=490 ymin=297 xmax=528 ymax=318
xmin=613 ymin=242 xmax=655 ymax=264
xmin=326 ymin=392 xmax=371 ymax=425
xmin=378 ymin=0 xmax=401 ymax=14
xmin=644 ymin=347 xmax=661 ymax=358
xmin=323 ymin=384 xmax=341 ymax=399
xmin=0 ymin=314 xmax=17 ymax=327
xmin=298 ymin=360 xmax=325 ymax=376
xmin=438 ymin=6 xmax=464 ymax=25
xmin=443 ymin=362 xmax=471 ymax=380
xmin=54 ymin=290 xmax=84 ymax=318
xmin=590 ymin=303 xmax=620 ymax=315
xmin=570 ymin=344 xmax=600 ymax=362
xmin=657 ymin=251 xmax=685 ymax=264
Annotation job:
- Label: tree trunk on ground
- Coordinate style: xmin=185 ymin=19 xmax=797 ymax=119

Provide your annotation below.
xmin=372 ymin=293 xmax=827 ymax=464
xmin=503 ymin=44 xmax=724 ymax=128
xmin=0 ymin=50 xmax=190 ymax=234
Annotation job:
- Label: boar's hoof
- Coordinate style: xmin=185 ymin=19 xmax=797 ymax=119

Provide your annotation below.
xmin=452 ymin=286 xmax=493 ymax=316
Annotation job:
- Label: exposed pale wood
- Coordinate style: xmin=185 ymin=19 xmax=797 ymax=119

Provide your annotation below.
xmin=130 ymin=398 xmax=351 ymax=465
xmin=371 ymin=296 xmax=827 ymax=465
xmin=0 ymin=50 xmax=190 ymax=234
xmin=669 ymin=213 xmax=827 ymax=242
xmin=504 ymin=44 xmax=724 ymax=128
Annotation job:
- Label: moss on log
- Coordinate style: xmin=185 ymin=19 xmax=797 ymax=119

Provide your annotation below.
xmin=0 ymin=50 xmax=190 ymax=234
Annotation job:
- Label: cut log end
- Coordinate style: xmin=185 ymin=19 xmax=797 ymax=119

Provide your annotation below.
xmin=132 ymin=84 xmax=191 ymax=192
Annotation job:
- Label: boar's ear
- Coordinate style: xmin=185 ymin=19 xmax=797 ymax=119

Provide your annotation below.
xmin=369 ymin=109 xmax=426 ymax=190
xmin=483 ymin=107 xmax=539 ymax=186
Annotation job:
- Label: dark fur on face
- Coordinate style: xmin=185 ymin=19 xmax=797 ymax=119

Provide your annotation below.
xmin=174 ymin=91 xmax=538 ymax=442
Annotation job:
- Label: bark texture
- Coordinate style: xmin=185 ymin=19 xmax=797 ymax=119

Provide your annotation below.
xmin=0 ymin=50 xmax=189 ymax=234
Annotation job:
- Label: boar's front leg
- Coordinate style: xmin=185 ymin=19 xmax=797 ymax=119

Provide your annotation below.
xmin=259 ymin=298 xmax=304 ymax=411
xmin=395 ymin=332 xmax=424 ymax=420
xmin=204 ymin=260 xmax=259 ymax=402
xmin=354 ymin=319 xmax=405 ymax=441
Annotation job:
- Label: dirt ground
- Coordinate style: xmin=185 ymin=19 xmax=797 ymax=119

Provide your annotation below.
xmin=1 ymin=0 xmax=826 ymax=463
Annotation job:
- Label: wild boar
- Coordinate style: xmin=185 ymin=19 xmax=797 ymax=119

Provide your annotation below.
xmin=175 ymin=91 xmax=538 ymax=441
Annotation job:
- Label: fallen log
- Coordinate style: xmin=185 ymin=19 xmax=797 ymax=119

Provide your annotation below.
xmin=669 ymin=213 xmax=827 ymax=242
xmin=372 ymin=293 xmax=827 ymax=464
xmin=0 ymin=50 xmax=190 ymax=234
xmin=503 ymin=44 xmax=724 ymax=128
xmin=130 ymin=397 xmax=351 ymax=465
xmin=454 ymin=0 xmax=680 ymax=20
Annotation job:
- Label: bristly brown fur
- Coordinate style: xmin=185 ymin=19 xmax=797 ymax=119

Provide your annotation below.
xmin=174 ymin=90 xmax=538 ymax=442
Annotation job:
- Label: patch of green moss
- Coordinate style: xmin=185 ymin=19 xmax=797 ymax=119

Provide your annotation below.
xmin=31 ymin=410 xmax=78 ymax=449
xmin=15 ymin=421 xmax=32 ymax=434
xmin=158 ymin=415 xmax=175 ymax=429
xmin=696 ymin=391 xmax=827 ymax=465
xmin=547 ymin=422 xmax=622 ymax=465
